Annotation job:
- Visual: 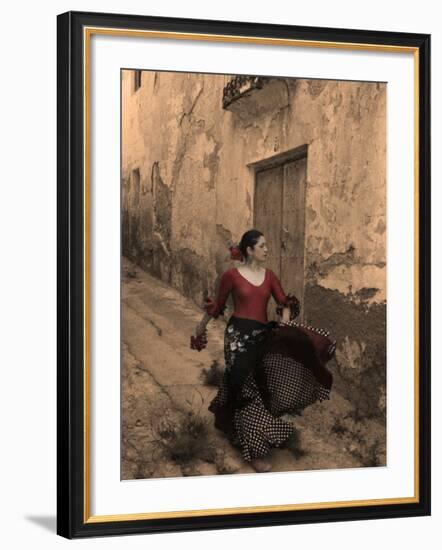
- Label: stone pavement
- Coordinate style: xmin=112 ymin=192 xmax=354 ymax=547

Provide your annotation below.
xmin=121 ymin=257 xmax=380 ymax=480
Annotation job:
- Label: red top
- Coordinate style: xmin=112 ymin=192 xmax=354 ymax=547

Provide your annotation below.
xmin=204 ymin=267 xmax=289 ymax=324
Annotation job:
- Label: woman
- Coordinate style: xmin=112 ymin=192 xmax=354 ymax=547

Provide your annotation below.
xmin=190 ymin=229 xmax=335 ymax=473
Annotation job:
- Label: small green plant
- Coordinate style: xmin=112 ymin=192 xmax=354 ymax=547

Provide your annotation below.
xmin=347 ymin=438 xmax=384 ymax=468
xmin=151 ymin=392 xmax=217 ymax=467
xmin=344 ymin=408 xmax=366 ymax=423
xmin=331 ymin=418 xmax=348 ymax=436
xmin=362 ymin=439 xmax=383 ymax=467
xmin=200 ymin=360 xmax=224 ymax=387
xmin=157 ymin=411 xmax=212 ymax=463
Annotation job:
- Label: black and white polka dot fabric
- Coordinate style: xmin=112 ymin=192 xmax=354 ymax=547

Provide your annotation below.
xmin=208 ymin=315 xmax=333 ymax=463
xmin=263 ymin=353 xmax=330 ymax=416
xmin=211 ymin=368 xmax=296 ymax=462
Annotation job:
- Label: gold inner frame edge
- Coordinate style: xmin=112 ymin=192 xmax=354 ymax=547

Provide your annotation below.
xmin=82 ymin=26 xmax=420 ymax=524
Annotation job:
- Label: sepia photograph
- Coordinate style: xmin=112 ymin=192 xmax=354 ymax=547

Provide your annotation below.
xmin=54 ymin=7 xmax=431 ymax=539
xmin=120 ymin=68 xmax=387 ymax=479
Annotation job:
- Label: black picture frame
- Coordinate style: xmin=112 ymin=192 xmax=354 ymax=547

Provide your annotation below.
xmin=57 ymin=10 xmax=431 ymax=539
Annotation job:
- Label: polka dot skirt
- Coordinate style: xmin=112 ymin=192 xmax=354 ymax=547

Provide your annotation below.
xmin=263 ymin=353 xmax=331 ymax=416
xmin=208 ymin=316 xmax=333 ymax=463
xmin=211 ymin=369 xmax=296 ymax=462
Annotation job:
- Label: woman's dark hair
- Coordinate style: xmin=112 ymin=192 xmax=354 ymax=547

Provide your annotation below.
xmin=239 ymin=229 xmax=264 ymax=259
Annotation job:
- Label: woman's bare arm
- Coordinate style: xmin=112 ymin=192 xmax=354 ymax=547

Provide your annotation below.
xmin=193 ymin=270 xmax=233 ymax=337
xmin=195 ymin=311 xmax=211 ymax=336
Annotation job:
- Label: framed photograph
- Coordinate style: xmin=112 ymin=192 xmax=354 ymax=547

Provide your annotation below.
xmin=57 ymin=10 xmax=431 ymax=538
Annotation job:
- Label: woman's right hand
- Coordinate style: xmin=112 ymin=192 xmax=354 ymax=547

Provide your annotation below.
xmin=190 ymin=326 xmax=208 ymax=351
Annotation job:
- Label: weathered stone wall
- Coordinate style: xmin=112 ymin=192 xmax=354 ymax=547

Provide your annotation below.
xmin=121 ymin=70 xmax=386 ymax=419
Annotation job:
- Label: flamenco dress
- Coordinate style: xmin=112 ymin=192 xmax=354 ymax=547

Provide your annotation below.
xmin=204 ymin=267 xmax=336 ymax=463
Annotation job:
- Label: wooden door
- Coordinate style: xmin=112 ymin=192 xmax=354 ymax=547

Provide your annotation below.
xmin=254 ymin=156 xmax=307 ymax=321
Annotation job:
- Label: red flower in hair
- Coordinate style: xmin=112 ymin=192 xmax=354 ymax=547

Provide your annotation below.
xmin=229 ymin=244 xmax=243 ymax=261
